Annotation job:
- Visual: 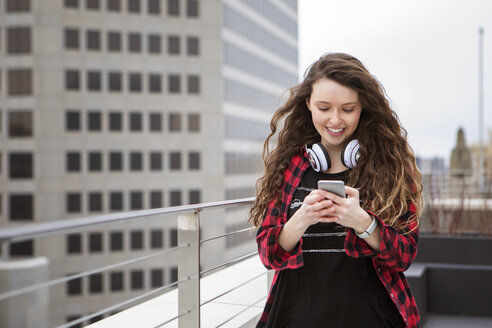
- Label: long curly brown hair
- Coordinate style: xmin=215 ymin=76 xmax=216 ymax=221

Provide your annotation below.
xmin=249 ymin=53 xmax=423 ymax=232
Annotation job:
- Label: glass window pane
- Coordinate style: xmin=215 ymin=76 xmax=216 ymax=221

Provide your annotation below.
xmin=9 ymin=194 xmax=33 ymax=221
xmin=150 ymin=191 xmax=162 ymax=209
xmin=189 ymin=190 xmax=201 ymax=204
xmin=67 ymin=233 xmax=82 ymax=254
xmin=86 ymin=0 xmax=100 ymax=10
xmin=108 ymin=72 xmax=122 ymax=91
xmin=110 ymin=231 xmax=124 ymax=250
xmin=151 ymin=269 xmax=163 ymax=287
xmin=8 ymin=69 xmax=32 ymax=96
xmin=89 ymin=232 xmax=103 ymax=252
xmin=169 ymin=113 xmax=181 ymax=132
xmin=149 ymin=113 xmax=161 ymax=131
xmin=169 ymin=152 xmax=181 ymax=170
xmin=108 ymin=32 xmax=121 ymax=51
xmin=87 ymin=71 xmax=101 ymax=91
xmin=66 ymin=111 xmax=81 ymax=131
xmin=187 ymin=75 xmax=200 ymax=94
xmin=170 ymin=190 xmax=181 ymax=206
xmin=109 ymin=112 xmax=122 ymax=131
xmin=150 ymin=229 xmax=163 ymax=248
xmin=109 ymin=152 xmax=123 ymax=171
xmin=65 ymin=70 xmax=80 ymax=90
xmin=168 ymin=74 xmax=180 ymax=93
xmin=64 ymin=0 xmax=78 ymax=8
xmin=87 ymin=30 xmax=101 ymax=50
xmin=89 ymin=273 xmax=103 ymax=293
xmin=67 ymin=275 xmax=82 ymax=295
xmin=148 ymin=34 xmax=161 ymax=54
xmin=88 ymin=192 xmax=103 ymax=212
xmin=129 ymin=112 xmax=142 ymax=131
xmin=188 ymin=113 xmax=200 ymax=132
xmin=130 ymin=191 xmax=143 ymax=210
xmin=7 ymin=0 xmax=30 ymax=11
xmin=66 ymin=193 xmax=81 ymax=213
xmin=186 ymin=0 xmax=198 ymax=17
xmin=9 ymin=111 xmax=32 ymax=137
xmin=149 ymin=74 xmax=161 ymax=92
xmin=131 ymin=270 xmax=144 ymax=289
xmin=168 ymin=0 xmax=179 ymax=16
xmin=107 ymin=0 xmax=120 ymax=10
xmin=64 ymin=29 xmax=80 ymax=49
xmin=10 ymin=240 xmax=34 ymax=256
xmin=150 ymin=152 xmax=162 ymax=170
xmin=188 ymin=152 xmax=200 ymax=170
xmin=110 ymin=192 xmax=124 ymax=211
xmin=130 ymin=152 xmax=143 ymax=170
xmin=9 ymin=152 xmax=33 ymax=179
xmin=87 ymin=111 xmax=101 ymax=131
xmin=128 ymin=33 xmax=142 ymax=52
xmin=88 ymin=152 xmax=102 ymax=171
xmin=7 ymin=27 xmax=31 ymax=54
xmin=128 ymin=0 xmax=140 ymax=12
xmin=167 ymin=36 xmax=180 ymax=55
xmin=129 ymin=73 xmax=142 ymax=92
xmin=110 ymin=271 xmax=124 ymax=291
xmin=131 ymin=230 xmax=143 ymax=249
xmin=66 ymin=152 xmax=81 ymax=172
xmin=186 ymin=36 xmax=199 ymax=55
xmin=148 ymin=0 xmax=160 ymax=14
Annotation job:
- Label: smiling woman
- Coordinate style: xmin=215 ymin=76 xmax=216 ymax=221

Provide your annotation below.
xmin=249 ymin=53 xmax=423 ymax=328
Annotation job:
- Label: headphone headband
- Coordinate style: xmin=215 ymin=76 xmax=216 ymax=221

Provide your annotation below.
xmin=306 ymin=140 xmax=360 ymax=172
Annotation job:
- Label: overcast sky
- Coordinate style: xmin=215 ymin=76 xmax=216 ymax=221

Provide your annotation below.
xmin=298 ymin=0 xmax=492 ymax=161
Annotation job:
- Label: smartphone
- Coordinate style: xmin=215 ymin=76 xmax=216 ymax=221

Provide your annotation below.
xmin=317 ymin=180 xmax=346 ymax=198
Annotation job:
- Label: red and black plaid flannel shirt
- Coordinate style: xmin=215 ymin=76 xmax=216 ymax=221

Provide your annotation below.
xmin=256 ymin=148 xmax=420 ymax=328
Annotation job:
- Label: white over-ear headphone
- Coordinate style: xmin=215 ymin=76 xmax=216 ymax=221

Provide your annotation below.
xmin=306 ymin=139 xmax=360 ymax=172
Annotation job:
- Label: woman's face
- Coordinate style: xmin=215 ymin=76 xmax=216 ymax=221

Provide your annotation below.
xmin=307 ymin=78 xmax=362 ymax=152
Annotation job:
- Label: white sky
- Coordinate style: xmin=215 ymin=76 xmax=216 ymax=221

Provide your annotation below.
xmin=298 ymin=0 xmax=492 ymax=161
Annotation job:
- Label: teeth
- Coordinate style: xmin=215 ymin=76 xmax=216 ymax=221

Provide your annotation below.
xmin=328 ymin=128 xmax=343 ymax=133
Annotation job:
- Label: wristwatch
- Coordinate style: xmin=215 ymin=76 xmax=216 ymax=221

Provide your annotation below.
xmin=356 ymin=215 xmax=377 ymax=239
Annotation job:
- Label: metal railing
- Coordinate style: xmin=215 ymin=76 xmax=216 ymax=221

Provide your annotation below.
xmin=0 ymin=197 xmax=266 ymax=328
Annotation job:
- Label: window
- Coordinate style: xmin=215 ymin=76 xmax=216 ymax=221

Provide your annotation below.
xmin=8 ymin=69 xmax=32 ymax=96
xmin=87 ymin=30 xmax=101 ymax=50
xmin=66 ymin=152 xmax=81 ymax=172
xmin=89 ymin=273 xmax=103 ymax=293
xmin=171 ymin=267 xmax=178 ymax=283
xmin=150 ymin=152 xmax=162 ymax=171
xmin=89 ymin=232 xmax=103 ymax=252
xmin=66 ymin=193 xmax=82 ymax=213
xmin=109 ymin=112 xmax=122 ymax=131
xmin=64 ymin=29 xmax=80 ymax=49
xmin=167 ymin=36 xmax=180 ymax=55
xmin=7 ymin=0 xmax=30 ymax=12
xmin=9 ymin=152 xmax=33 ymax=179
xmin=148 ymin=34 xmax=161 ymax=54
xmin=131 ymin=270 xmax=144 ymax=290
xmin=66 ymin=111 xmax=80 ymax=131
xmin=131 ymin=230 xmax=143 ymax=250
xmin=110 ymin=231 xmax=124 ymax=250
xmin=88 ymin=192 xmax=103 ymax=212
xmin=9 ymin=194 xmax=33 ymax=221
xmin=10 ymin=240 xmax=33 ymax=256
xmin=149 ymin=113 xmax=162 ymax=131
xmin=189 ymin=190 xmax=201 ymax=204
xmin=150 ymin=191 xmax=162 ymax=208
xmin=186 ymin=36 xmax=199 ymax=55
xmin=67 ymin=275 xmax=83 ymax=295
xmin=128 ymin=0 xmax=140 ymax=13
xmin=9 ymin=111 xmax=32 ymax=137
xmin=129 ymin=73 xmax=142 ymax=92
xmin=64 ymin=0 xmax=78 ymax=8
xmin=107 ymin=0 xmax=120 ymax=10
xmin=87 ymin=111 xmax=102 ymax=131
xmin=170 ymin=228 xmax=177 ymax=246
xmin=168 ymin=0 xmax=179 ymax=16
xmin=108 ymin=32 xmax=121 ymax=51
xmin=88 ymin=152 xmax=102 ymax=171
xmin=149 ymin=74 xmax=162 ymax=93
xmin=7 ymin=27 xmax=31 ymax=54
xmin=130 ymin=152 xmax=143 ymax=171
xmin=169 ymin=113 xmax=181 ymax=132
xmin=87 ymin=71 xmax=101 ymax=91
xmin=128 ymin=33 xmax=142 ymax=52
xmin=187 ymin=75 xmax=200 ymax=94
xmin=168 ymin=74 xmax=180 ymax=93
xmin=108 ymin=72 xmax=122 ymax=91
xmin=67 ymin=233 xmax=82 ymax=254
xmin=110 ymin=272 xmax=124 ymax=291
xmin=150 ymin=229 xmax=163 ymax=248
xmin=151 ymin=269 xmax=163 ymax=287
xmin=170 ymin=190 xmax=182 ymax=206
xmin=169 ymin=152 xmax=181 ymax=170
xmin=188 ymin=113 xmax=200 ymax=132
xmin=129 ymin=112 xmax=142 ymax=131
xmin=86 ymin=0 xmax=100 ymax=10
xmin=130 ymin=191 xmax=143 ymax=210
xmin=109 ymin=152 xmax=123 ymax=171
xmin=148 ymin=0 xmax=160 ymax=14
xmin=188 ymin=152 xmax=200 ymax=170
xmin=65 ymin=70 xmax=80 ymax=90
xmin=110 ymin=192 xmax=124 ymax=211
xmin=186 ymin=0 xmax=198 ymax=17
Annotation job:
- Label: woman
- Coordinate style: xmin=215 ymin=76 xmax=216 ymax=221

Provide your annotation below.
xmin=250 ymin=53 xmax=423 ymax=328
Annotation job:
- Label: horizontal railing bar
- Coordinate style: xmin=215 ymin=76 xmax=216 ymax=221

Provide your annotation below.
xmin=57 ymin=276 xmax=190 ymax=328
xmin=200 ymin=227 xmax=254 ymax=244
xmin=200 ymin=251 xmax=258 ymax=276
xmin=215 ymin=295 xmax=267 ymax=328
xmin=200 ymin=271 xmax=267 ymax=307
xmin=0 ymin=197 xmax=255 ymax=243
xmin=0 ymin=244 xmax=188 ymax=301
xmin=152 ymin=309 xmax=191 ymax=328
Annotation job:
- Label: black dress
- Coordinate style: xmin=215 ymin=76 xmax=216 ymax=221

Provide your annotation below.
xmin=265 ymin=168 xmax=405 ymax=328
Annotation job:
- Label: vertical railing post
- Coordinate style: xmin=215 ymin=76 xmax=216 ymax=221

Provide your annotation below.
xmin=177 ymin=212 xmax=200 ymax=328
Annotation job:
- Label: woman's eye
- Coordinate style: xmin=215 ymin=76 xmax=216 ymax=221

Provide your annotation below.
xmin=343 ymin=108 xmax=355 ymax=112
xmin=318 ymin=107 xmax=330 ymax=111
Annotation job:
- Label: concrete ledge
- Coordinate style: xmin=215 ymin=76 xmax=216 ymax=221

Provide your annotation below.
xmin=88 ymin=256 xmax=268 ymax=328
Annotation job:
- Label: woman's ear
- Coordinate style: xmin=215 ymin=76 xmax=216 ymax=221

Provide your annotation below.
xmin=306 ymin=98 xmax=312 ymax=111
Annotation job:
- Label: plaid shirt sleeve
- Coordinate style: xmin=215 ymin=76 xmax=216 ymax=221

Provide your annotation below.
xmin=256 ymin=153 xmax=308 ymax=271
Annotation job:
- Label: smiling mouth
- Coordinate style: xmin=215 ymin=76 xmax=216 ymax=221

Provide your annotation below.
xmin=326 ymin=127 xmax=345 ymax=136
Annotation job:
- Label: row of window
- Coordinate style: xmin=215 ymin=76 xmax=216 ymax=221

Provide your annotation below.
xmin=64 ymin=0 xmax=199 ymax=17
xmin=65 ymin=110 xmax=200 ymax=133
xmin=64 ymin=29 xmax=200 ymax=55
xmin=65 ymin=189 xmax=201 ymax=214
xmin=4 ymin=188 xmax=200 ymax=222
xmin=65 ymin=70 xmax=201 ymax=94
xmin=65 ymin=150 xmax=201 ymax=173
xmin=66 ymin=228 xmax=175 ymax=254
xmin=66 ymin=266 xmax=176 ymax=297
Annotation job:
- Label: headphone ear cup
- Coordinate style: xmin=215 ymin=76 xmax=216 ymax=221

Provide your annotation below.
xmin=307 ymin=143 xmax=330 ymax=172
xmin=341 ymin=139 xmax=360 ymax=168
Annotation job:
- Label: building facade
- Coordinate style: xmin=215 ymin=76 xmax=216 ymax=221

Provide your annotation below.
xmin=0 ymin=0 xmax=297 ymax=326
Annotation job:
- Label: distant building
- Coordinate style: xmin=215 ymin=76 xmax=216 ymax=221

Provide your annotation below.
xmin=0 ymin=0 xmax=298 ymax=326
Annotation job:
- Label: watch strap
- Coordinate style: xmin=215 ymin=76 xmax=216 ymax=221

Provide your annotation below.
xmin=356 ymin=215 xmax=377 ymax=239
